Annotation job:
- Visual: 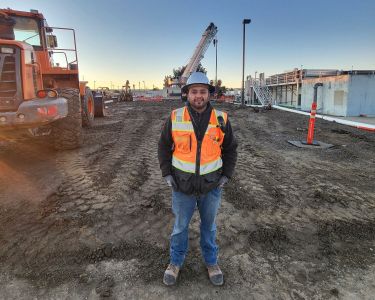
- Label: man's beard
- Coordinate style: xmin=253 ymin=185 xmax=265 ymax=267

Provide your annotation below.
xmin=191 ymin=98 xmax=207 ymax=109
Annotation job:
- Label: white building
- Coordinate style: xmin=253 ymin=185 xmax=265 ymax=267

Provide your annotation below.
xmin=246 ymin=69 xmax=375 ymax=117
xmin=301 ymin=72 xmax=375 ymax=116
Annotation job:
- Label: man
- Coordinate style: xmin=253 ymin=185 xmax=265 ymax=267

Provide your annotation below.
xmin=158 ymin=72 xmax=237 ymax=286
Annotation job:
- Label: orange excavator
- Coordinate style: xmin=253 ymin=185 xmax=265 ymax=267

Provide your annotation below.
xmin=0 ymin=8 xmax=104 ymax=149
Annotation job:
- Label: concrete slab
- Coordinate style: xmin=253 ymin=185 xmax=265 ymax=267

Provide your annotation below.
xmin=335 ymin=116 xmax=375 ymax=125
xmin=288 ymin=140 xmax=334 ymax=149
xmin=273 ymin=106 xmax=375 ymax=131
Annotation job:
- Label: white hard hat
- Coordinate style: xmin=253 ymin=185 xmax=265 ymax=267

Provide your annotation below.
xmin=181 ymin=72 xmax=215 ymax=93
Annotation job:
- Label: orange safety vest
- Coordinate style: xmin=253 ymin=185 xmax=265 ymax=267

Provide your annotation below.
xmin=171 ymin=106 xmax=227 ymax=175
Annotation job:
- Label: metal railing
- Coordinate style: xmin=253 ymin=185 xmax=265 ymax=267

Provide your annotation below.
xmin=248 ymin=79 xmax=273 ymax=106
xmin=265 ymin=70 xmax=301 ymax=85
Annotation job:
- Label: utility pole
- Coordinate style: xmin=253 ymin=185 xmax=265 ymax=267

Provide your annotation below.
xmin=241 ymin=19 xmax=251 ymax=106
xmin=214 ymin=38 xmax=218 ymax=88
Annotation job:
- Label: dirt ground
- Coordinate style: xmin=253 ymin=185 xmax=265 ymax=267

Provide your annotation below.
xmin=0 ymin=100 xmax=374 ymax=299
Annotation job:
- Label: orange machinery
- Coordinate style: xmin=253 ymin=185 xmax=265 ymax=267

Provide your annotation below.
xmin=0 ymin=8 xmax=104 ymax=149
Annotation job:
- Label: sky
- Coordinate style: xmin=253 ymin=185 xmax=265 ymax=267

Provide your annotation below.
xmin=2 ymin=0 xmax=375 ymax=89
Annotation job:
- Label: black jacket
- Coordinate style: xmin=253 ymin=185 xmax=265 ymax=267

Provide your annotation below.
xmin=158 ymin=102 xmax=237 ymax=195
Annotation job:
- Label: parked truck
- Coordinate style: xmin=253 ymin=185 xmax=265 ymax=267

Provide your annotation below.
xmin=0 ymin=8 xmax=104 ymax=149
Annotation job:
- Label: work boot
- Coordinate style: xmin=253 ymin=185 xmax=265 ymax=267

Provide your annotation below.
xmin=163 ymin=264 xmax=180 ymax=286
xmin=207 ymin=264 xmax=224 ymax=286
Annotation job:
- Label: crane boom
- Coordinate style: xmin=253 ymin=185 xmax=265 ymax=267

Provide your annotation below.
xmin=180 ymin=22 xmax=218 ymax=85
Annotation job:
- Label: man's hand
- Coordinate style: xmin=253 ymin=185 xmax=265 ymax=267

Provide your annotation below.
xmin=218 ymin=176 xmax=228 ymax=188
xmin=164 ymin=175 xmax=177 ymax=190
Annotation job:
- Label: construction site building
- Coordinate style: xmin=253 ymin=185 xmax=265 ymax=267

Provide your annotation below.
xmin=246 ymin=69 xmax=375 ymax=117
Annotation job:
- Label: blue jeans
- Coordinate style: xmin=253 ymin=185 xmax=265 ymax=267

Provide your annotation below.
xmin=170 ymin=187 xmax=222 ymax=267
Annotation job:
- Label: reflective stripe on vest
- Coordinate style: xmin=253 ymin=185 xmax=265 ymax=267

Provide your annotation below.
xmin=172 ymin=154 xmax=223 ymax=174
xmin=200 ymin=158 xmax=223 ymax=174
xmin=172 ymin=156 xmax=196 ymax=173
xmin=171 ymin=106 xmax=226 ymax=175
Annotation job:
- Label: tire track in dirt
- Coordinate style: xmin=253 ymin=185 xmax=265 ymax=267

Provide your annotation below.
xmin=101 ymin=103 xmax=174 ymax=247
xmin=2 ymin=101 xmax=375 ymax=297
xmin=1 ymin=111 xmax=129 ymax=267
xmin=209 ymin=105 xmax=375 ymax=298
xmin=0 ymin=102 xmax=174 ymax=288
xmin=0 ymin=140 xmax=67 ymax=266
xmin=35 ymin=101 xmax=175 ymax=284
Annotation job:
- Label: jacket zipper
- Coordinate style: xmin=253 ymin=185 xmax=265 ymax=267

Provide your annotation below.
xmin=194 ymin=140 xmax=202 ymax=195
xmin=196 ymin=140 xmax=202 ymax=176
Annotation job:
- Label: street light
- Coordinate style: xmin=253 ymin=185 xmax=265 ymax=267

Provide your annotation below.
xmin=213 ymin=38 xmax=218 ymax=89
xmin=143 ymin=81 xmax=145 ymax=90
xmin=241 ymin=18 xmax=251 ymax=106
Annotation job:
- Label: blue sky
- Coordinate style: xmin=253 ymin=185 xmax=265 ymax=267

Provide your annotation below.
xmin=2 ymin=0 xmax=375 ymax=88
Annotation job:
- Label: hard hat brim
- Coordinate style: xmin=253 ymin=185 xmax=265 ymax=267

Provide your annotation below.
xmin=181 ymin=83 xmax=215 ymax=94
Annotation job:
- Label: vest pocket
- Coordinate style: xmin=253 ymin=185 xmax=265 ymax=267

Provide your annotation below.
xmin=203 ymin=128 xmax=221 ymax=157
xmin=174 ymin=133 xmax=191 ymax=154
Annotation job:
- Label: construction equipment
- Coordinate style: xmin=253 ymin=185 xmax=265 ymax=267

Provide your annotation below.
xmin=118 ymin=80 xmax=133 ymax=102
xmin=163 ymin=23 xmax=217 ymax=98
xmin=180 ymin=23 xmax=218 ymax=85
xmin=96 ymin=87 xmax=112 ymax=101
xmin=0 ymin=8 xmax=104 ymax=149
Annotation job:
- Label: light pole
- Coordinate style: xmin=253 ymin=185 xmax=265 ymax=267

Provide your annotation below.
xmin=143 ymin=81 xmax=145 ymax=90
xmin=213 ymin=38 xmax=218 ymax=90
xmin=241 ymin=18 xmax=251 ymax=106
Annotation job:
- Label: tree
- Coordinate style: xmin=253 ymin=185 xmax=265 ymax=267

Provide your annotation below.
xmin=172 ymin=63 xmax=207 ymax=79
xmin=218 ymin=85 xmax=227 ymax=97
xmin=164 ymin=75 xmax=172 ymax=87
xmin=215 ymin=79 xmax=226 ymax=98
xmin=164 ymin=63 xmax=207 ymax=88
xmin=196 ymin=63 xmax=207 ymax=74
